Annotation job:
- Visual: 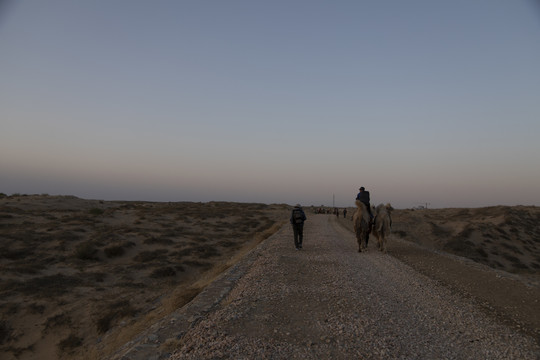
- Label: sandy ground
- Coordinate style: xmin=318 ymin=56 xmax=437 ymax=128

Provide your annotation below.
xmin=1 ymin=195 xmax=539 ymax=359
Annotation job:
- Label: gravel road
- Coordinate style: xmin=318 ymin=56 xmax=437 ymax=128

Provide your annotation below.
xmin=166 ymin=214 xmax=540 ymax=359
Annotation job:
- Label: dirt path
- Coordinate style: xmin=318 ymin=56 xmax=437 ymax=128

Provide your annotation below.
xmin=114 ymin=215 xmax=540 ymax=359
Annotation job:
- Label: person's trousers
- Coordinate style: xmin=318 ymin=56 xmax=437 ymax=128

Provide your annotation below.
xmin=292 ymin=223 xmax=304 ymax=248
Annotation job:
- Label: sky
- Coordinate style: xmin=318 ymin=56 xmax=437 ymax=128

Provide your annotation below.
xmin=1 ymin=0 xmax=540 ymax=209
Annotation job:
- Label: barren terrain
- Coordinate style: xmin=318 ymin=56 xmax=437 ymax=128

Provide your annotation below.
xmin=1 ymin=195 xmax=539 ymax=359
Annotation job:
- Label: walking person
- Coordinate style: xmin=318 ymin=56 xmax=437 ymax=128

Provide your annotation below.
xmin=290 ymin=204 xmax=307 ymax=250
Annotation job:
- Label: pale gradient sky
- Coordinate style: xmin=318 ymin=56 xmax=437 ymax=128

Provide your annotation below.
xmin=1 ymin=0 xmax=540 ymax=208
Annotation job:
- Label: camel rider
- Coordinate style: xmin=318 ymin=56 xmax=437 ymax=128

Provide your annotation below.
xmin=356 ymin=187 xmax=374 ymax=222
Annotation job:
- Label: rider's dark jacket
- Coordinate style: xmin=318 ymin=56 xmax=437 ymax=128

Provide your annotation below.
xmin=356 ymin=190 xmax=370 ymax=205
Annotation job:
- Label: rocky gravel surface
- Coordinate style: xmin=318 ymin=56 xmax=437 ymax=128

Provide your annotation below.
xmin=164 ymin=214 xmax=540 ymax=359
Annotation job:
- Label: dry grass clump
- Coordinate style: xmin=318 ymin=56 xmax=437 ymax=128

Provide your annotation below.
xmin=45 ymin=313 xmax=71 ymax=331
xmin=0 ymin=321 xmax=10 ymax=344
xmin=134 ymin=249 xmax=169 ymax=262
xmin=143 ymin=236 xmax=174 ymax=245
xmin=150 ymin=266 xmax=177 ymax=278
xmin=57 ymin=334 xmax=83 ymax=353
xmin=74 ymin=241 xmax=99 ymax=260
xmin=104 ymin=244 xmax=125 ymax=258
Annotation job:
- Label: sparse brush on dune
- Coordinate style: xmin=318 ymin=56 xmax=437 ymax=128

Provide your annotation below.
xmin=0 ymin=195 xmax=289 ymax=360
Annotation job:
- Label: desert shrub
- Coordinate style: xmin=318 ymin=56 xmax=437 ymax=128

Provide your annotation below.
xmin=18 ymin=274 xmax=83 ymax=297
xmin=56 ymin=231 xmax=82 ymax=242
xmin=193 ymin=235 xmax=209 ymax=242
xmin=481 ymin=232 xmax=494 ymax=239
xmin=443 ymin=239 xmax=476 ymax=257
xmin=134 ymin=249 xmax=168 ymax=262
xmin=7 ymin=263 xmax=45 ymax=275
xmin=161 ymin=229 xmax=185 ymax=238
xmin=96 ymin=300 xmax=137 ymax=334
xmin=143 ymin=237 xmax=174 ymax=245
xmin=457 ymin=226 xmax=474 ymax=239
xmin=454 ymin=209 xmax=470 ymax=217
xmin=150 ymin=266 xmax=176 ymax=278
xmin=45 ymin=313 xmax=71 ymax=330
xmin=171 ymin=248 xmax=191 ymax=259
xmin=501 ymin=242 xmax=523 ymax=254
xmin=74 ymin=241 xmax=98 ymax=260
xmin=193 ymin=245 xmax=219 ymax=259
xmin=218 ymin=239 xmax=237 ymax=248
xmin=27 ymin=303 xmax=46 ymax=314
xmin=476 ymin=247 xmax=488 ymax=258
xmin=0 ymin=321 xmax=11 ymax=344
xmin=86 ymin=272 xmax=106 ymax=283
xmin=502 ymin=252 xmax=520 ymax=263
xmin=57 ymin=334 xmax=83 ymax=352
xmin=96 ymin=314 xmax=113 ymax=333
xmin=248 ymin=220 xmax=262 ymax=228
xmin=1 ymin=247 xmax=34 ymax=260
xmin=88 ymin=208 xmax=104 ymax=216
xmin=183 ymin=259 xmax=210 ymax=268
xmin=104 ymin=245 xmax=125 ymax=258
xmin=6 ymin=230 xmax=47 ymax=244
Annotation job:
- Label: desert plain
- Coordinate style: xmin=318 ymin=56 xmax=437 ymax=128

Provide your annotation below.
xmin=0 ymin=194 xmax=539 ymax=359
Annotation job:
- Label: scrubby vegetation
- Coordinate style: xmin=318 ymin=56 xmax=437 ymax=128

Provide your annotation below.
xmin=391 ymin=206 xmax=540 ymax=274
xmin=0 ymin=195 xmax=288 ymax=360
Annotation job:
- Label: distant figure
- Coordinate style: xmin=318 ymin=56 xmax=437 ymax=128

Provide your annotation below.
xmin=290 ymin=204 xmax=307 ymax=250
xmin=335 ymin=208 xmax=339 ymax=217
xmin=343 ymin=208 xmax=347 ymax=218
xmin=356 ymin=187 xmax=374 ymax=221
